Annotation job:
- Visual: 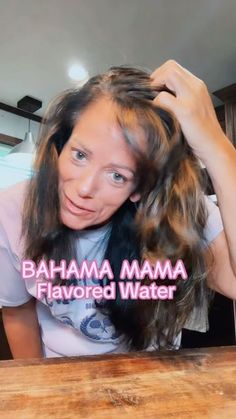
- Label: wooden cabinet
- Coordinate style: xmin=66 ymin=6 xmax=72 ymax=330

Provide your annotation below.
xmin=214 ymin=83 xmax=236 ymax=147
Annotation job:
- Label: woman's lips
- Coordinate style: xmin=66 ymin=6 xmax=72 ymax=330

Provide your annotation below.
xmin=63 ymin=194 xmax=95 ymax=215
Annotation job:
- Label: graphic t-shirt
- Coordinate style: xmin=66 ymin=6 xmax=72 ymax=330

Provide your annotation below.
xmin=0 ymin=180 xmax=224 ymax=357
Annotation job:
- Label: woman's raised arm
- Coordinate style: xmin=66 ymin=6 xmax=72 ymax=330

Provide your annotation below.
xmin=151 ymin=60 xmax=236 ymax=298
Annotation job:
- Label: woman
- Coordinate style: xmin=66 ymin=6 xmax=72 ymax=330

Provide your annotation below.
xmin=1 ymin=60 xmax=236 ymax=358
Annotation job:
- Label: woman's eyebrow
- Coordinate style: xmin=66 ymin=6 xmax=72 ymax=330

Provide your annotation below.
xmin=71 ymin=139 xmax=92 ymax=156
xmin=108 ymin=163 xmax=135 ymax=175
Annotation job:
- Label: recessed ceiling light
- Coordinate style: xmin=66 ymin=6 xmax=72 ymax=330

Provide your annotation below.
xmin=68 ymin=64 xmax=89 ymax=83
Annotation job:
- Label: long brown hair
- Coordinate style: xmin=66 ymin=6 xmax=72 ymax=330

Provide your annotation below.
xmin=22 ymin=66 xmax=213 ymax=350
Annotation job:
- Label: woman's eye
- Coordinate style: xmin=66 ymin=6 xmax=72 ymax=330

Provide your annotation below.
xmin=111 ymin=172 xmax=127 ymax=184
xmin=71 ymin=149 xmax=86 ymax=161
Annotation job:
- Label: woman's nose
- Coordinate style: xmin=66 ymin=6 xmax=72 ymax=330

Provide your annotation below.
xmin=75 ymin=169 xmax=98 ymax=198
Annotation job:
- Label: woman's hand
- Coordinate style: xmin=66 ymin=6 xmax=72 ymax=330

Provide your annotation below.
xmin=151 ymin=60 xmax=228 ymax=162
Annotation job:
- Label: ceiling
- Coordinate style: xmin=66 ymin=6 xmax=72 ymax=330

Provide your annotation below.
xmin=0 ymin=0 xmax=236 ymax=115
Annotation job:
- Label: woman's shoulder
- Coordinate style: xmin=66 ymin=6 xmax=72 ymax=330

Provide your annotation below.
xmin=0 ymin=180 xmax=30 ymax=219
xmin=0 ymin=180 xmax=30 ymax=256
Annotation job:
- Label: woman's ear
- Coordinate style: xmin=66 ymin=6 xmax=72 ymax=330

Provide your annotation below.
xmin=129 ymin=192 xmax=141 ymax=203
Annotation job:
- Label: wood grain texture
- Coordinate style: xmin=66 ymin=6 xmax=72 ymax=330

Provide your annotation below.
xmin=0 ymin=102 xmax=42 ymax=123
xmin=0 ymin=346 xmax=236 ymax=419
xmin=213 ymin=82 xmax=236 ymax=147
xmin=0 ymin=133 xmax=21 ymax=146
xmin=225 ymin=102 xmax=236 ymax=147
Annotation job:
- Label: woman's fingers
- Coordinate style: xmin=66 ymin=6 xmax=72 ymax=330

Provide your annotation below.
xmin=151 ymin=60 xmax=195 ymax=85
xmin=153 ymin=91 xmax=178 ymax=115
xmin=150 ymin=59 xmax=201 ymax=98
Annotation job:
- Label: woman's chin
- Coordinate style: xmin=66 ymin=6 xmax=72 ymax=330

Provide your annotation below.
xmin=59 ymin=210 xmax=93 ymax=230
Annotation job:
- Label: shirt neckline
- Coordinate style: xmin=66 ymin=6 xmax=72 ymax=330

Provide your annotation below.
xmin=77 ymin=221 xmax=112 ymax=242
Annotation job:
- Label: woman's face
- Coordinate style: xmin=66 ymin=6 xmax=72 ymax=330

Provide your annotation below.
xmin=58 ymin=96 xmax=144 ymax=230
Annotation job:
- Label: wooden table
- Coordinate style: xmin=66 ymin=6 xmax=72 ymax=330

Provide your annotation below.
xmin=0 ymin=346 xmax=235 ymax=419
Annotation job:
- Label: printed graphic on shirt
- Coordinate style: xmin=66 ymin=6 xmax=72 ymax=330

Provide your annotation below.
xmin=58 ymin=315 xmax=75 ymax=327
xmin=80 ymin=312 xmax=120 ymax=342
xmin=40 ymin=275 xmax=120 ymax=343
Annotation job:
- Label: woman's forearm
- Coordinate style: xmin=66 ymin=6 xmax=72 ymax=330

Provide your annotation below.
xmin=201 ymin=134 xmax=236 ymax=276
xmin=2 ymin=298 xmax=44 ymax=359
